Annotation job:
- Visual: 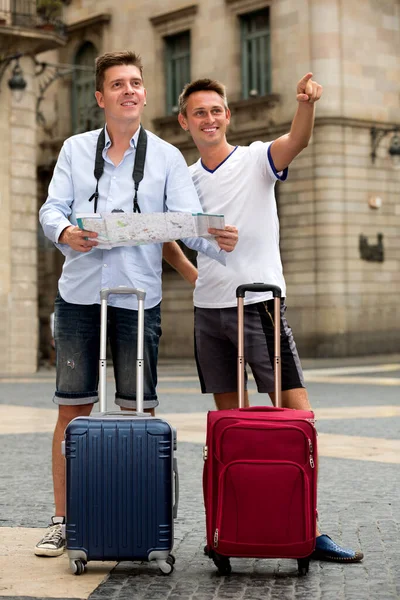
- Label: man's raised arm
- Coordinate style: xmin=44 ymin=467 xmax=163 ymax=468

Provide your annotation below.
xmin=270 ymin=72 xmax=323 ymax=173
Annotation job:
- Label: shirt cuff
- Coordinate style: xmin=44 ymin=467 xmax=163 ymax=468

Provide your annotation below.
xmin=181 ymin=237 xmax=226 ymax=266
xmin=55 ymin=221 xmax=72 ymax=244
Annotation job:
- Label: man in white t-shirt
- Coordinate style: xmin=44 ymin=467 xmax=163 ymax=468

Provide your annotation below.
xmin=173 ymin=74 xmax=319 ymax=412
xmin=162 ymin=74 xmax=363 ymax=563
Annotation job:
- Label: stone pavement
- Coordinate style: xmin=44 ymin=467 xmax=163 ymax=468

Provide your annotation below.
xmin=0 ymin=357 xmax=399 ymax=600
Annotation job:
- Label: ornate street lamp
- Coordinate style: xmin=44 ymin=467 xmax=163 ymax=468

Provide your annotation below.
xmin=0 ymin=52 xmax=95 ymax=125
xmin=7 ymin=59 xmax=27 ymax=102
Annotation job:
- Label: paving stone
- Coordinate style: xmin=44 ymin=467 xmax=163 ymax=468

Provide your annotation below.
xmin=2 ymin=368 xmax=400 ymax=600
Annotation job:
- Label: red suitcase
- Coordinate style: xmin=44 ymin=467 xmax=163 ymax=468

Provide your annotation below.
xmin=203 ymin=284 xmax=317 ymax=576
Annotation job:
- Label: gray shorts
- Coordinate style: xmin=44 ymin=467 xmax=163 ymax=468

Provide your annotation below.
xmin=194 ymin=300 xmax=305 ymax=394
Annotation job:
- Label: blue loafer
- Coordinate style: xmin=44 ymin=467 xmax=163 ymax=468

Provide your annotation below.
xmin=311 ymin=534 xmax=364 ymax=562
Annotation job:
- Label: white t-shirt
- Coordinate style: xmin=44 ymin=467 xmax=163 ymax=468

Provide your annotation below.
xmin=190 ymin=141 xmax=287 ymax=308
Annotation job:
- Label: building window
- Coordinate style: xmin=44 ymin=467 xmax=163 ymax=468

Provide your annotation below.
xmin=240 ymin=8 xmax=271 ymax=99
xmin=165 ymin=30 xmax=191 ymax=114
xmin=71 ymin=41 xmax=103 ymax=133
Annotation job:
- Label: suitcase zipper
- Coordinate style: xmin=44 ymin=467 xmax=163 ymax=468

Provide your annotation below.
xmin=203 ymin=445 xmax=208 ymax=461
xmin=214 ymin=528 xmax=219 ymax=548
xmin=308 ymin=438 xmax=315 ymax=468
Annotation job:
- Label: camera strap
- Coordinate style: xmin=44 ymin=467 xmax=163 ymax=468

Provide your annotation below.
xmin=88 ymin=125 xmax=147 ymax=213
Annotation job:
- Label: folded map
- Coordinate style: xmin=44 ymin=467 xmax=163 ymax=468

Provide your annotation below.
xmin=76 ymin=211 xmax=225 ymax=250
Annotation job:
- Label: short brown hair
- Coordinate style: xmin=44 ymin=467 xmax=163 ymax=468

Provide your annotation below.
xmin=178 ymin=78 xmax=228 ymax=117
xmin=95 ymin=51 xmax=143 ymax=92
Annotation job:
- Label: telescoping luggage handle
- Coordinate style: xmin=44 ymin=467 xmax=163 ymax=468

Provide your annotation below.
xmin=99 ymin=287 xmax=180 ymax=517
xmin=236 ymin=284 xmax=282 ymax=409
xmin=99 ymin=287 xmax=146 ymax=414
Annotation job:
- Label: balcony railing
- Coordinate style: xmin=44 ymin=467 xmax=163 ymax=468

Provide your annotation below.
xmin=0 ymin=0 xmax=66 ymax=35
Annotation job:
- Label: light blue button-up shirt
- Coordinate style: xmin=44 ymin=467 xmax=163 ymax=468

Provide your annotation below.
xmin=39 ymin=126 xmax=225 ymax=310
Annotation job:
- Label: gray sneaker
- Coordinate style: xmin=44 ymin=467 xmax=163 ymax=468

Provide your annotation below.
xmin=34 ymin=516 xmax=65 ymax=557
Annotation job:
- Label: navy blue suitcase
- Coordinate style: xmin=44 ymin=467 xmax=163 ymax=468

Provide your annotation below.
xmin=64 ymin=287 xmax=179 ymax=576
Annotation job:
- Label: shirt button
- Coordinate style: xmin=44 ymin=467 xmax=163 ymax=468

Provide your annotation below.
xmin=112 ymin=176 xmax=116 ymax=180
xmin=104 ymin=264 xmax=107 ymax=268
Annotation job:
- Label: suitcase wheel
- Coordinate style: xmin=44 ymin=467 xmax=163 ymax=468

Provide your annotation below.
xmin=70 ymin=558 xmax=86 ymax=576
xmin=158 ymin=554 xmax=175 ymax=575
xmin=212 ymin=552 xmax=232 ymax=576
xmin=297 ymin=558 xmax=310 ymax=576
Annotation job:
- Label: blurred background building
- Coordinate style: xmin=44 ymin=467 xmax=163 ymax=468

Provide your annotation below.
xmin=0 ymin=0 xmax=399 ymax=374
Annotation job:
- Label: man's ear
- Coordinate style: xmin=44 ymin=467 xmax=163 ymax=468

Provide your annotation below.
xmin=178 ymin=113 xmax=188 ymax=131
xmin=225 ymin=107 xmax=231 ymax=126
xmin=95 ymin=91 xmax=104 ymax=109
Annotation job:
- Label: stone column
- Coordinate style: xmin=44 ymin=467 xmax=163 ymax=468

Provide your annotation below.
xmin=0 ymin=56 xmax=38 ymax=374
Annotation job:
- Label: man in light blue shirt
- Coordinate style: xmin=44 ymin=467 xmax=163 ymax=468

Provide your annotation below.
xmin=36 ymin=50 xmax=238 ymax=558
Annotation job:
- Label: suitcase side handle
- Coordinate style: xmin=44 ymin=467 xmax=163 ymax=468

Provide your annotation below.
xmin=236 ymin=283 xmax=282 ymax=298
xmin=97 ymin=411 xmax=149 ymax=418
xmin=238 ymin=406 xmax=286 ymax=412
xmin=173 ymin=457 xmax=179 ymax=519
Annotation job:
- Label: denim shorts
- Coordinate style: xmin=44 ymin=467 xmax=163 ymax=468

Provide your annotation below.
xmin=194 ymin=300 xmax=305 ymax=394
xmin=53 ymin=292 xmax=162 ymax=410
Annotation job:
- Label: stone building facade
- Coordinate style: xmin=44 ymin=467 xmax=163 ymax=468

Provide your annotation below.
xmin=0 ymin=2 xmax=66 ymax=375
xmin=1 ymin=0 xmax=399 ymax=373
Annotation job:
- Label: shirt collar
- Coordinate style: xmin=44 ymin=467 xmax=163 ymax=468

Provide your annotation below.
xmin=103 ymin=124 xmax=142 ymax=149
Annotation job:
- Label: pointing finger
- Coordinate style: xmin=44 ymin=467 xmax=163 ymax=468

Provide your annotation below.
xmin=297 ymin=72 xmax=314 ymax=95
xmin=300 ymin=72 xmax=313 ymax=84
